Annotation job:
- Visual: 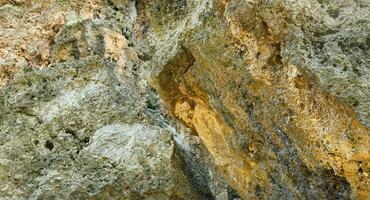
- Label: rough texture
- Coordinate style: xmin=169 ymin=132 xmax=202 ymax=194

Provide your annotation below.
xmin=0 ymin=0 xmax=369 ymax=199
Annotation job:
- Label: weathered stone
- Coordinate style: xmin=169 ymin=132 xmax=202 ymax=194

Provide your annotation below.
xmin=0 ymin=0 xmax=369 ymax=199
xmin=0 ymin=56 xmax=201 ymax=199
xmin=146 ymin=0 xmax=369 ymax=199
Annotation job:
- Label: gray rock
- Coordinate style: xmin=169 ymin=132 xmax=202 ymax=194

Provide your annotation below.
xmin=1 ymin=0 xmax=369 ymax=199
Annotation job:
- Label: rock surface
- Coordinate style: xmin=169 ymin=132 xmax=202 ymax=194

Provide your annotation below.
xmin=0 ymin=0 xmax=369 ymax=199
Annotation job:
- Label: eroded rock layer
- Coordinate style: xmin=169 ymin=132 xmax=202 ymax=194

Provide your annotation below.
xmin=0 ymin=0 xmax=369 ymax=199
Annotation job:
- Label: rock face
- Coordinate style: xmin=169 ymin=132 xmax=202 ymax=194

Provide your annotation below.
xmin=0 ymin=0 xmax=369 ymax=199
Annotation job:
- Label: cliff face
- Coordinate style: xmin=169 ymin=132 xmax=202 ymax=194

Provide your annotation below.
xmin=0 ymin=0 xmax=369 ymax=199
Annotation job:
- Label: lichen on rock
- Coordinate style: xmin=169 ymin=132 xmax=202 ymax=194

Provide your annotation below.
xmin=0 ymin=0 xmax=369 ymax=199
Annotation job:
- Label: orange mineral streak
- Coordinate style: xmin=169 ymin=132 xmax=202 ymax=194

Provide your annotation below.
xmin=155 ymin=9 xmax=370 ymax=199
xmin=227 ymin=15 xmax=370 ymax=199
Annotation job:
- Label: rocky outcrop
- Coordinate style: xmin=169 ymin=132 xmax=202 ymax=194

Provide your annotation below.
xmin=0 ymin=0 xmax=369 ymax=199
